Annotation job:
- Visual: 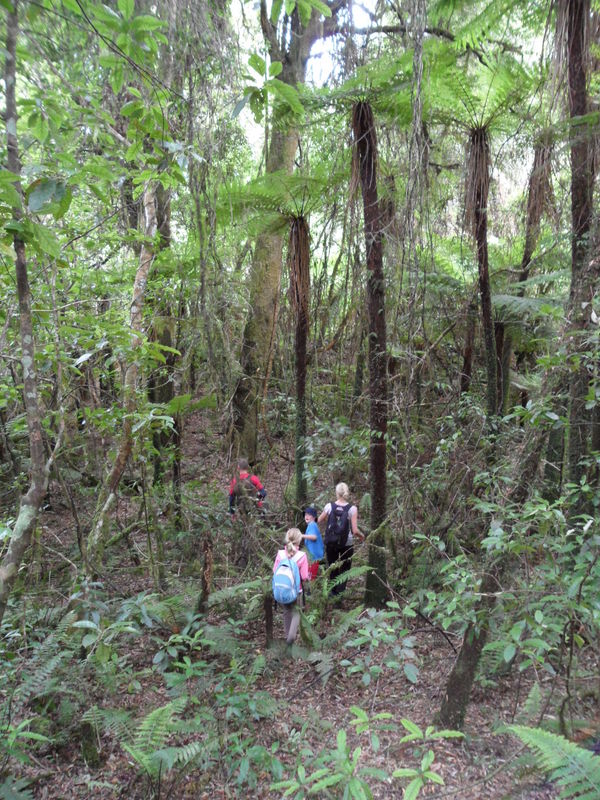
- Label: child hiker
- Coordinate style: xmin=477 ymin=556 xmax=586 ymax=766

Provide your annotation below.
xmin=302 ymin=506 xmax=324 ymax=581
xmin=272 ymin=528 xmax=309 ymax=645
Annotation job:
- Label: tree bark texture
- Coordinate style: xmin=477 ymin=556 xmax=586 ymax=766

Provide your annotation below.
xmin=86 ymin=185 xmax=157 ymax=572
xmin=352 ymin=101 xmax=389 ymax=608
xmin=460 ymin=299 xmax=477 ymax=396
xmin=468 ymin=128 xmax=497 ymax=419
xmin=0 ymin=1 xmax=63 ymax=625
xmin=289 ymin=216 xmax=310 ymax=513
xmin=564 ymin=0 xmax=595 ymax=494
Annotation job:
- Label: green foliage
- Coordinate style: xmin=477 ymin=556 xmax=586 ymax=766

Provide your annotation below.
xmin=507 ymin=725 xmax=600 ymax=799
xmin=341 ymin=604 xmax=419 ymax=687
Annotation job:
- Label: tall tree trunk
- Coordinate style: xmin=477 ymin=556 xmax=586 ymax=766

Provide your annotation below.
xmin=232 ymin=3 xmax=340 ymax=462
xmin=352 ymin=101 xmax=389 ymax=608
xmin=467 ymin=128 xmax=496 ymax=419
xmin=86 ymin=185 xmax=157 ymax=572
xmin=0 ymin=1 xmax=63 ymax=625
xmin=563 ymin=0 xmax=595 ymax=497
xmin=289 ymin=216 xmax=310 ymax=514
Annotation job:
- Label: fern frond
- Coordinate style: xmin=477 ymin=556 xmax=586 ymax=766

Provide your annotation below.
xmin=16 ymin=652 xmax=70 ymax=706
xmin=153 ymin=740 xmax=208 ymax=771
xmin=207 ymin=578 xmax=264 ymax=608
xmin=81 ymin=705 xmax=136 ymax=743
xmin=492 ymin=293 xmax=562 ymax=322
xmin=132 ymin=697 xmax=188 ymax=754
xmin=508 ymin=725 xmax=600 ymax=799
xmin=0 ymin=776 xmax=34 ymax=800
xmin=516 ymin=683 xmax=543 ymax=725
xmin=308 ymin=651 xmax=335 ymax=686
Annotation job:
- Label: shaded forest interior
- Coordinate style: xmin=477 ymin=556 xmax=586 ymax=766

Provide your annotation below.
xmin=1 ymin=0 xmax=600 ymax=798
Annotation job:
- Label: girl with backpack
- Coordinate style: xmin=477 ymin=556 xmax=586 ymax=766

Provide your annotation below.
xmin=272 ymin=528 xmax=309 ymax=645
xmin=318 ymin=482 xmax=364 ymax=596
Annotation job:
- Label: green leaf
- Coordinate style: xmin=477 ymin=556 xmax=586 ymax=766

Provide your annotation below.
xmin=27 ymin=178 xmax=67 ymax=214
xmin=268 ymin=79 xmax=305 ymax=118
xmin=392 ymin=768 xmax=417 ymax=778
xmin=503 ymin=643 xmax=516 ymax=662
xmin=284 ymin=0 xmax=296 ymax=14
xmin=110 ymin=65 xmax=124 ymax=95
xmin=400 ymin=719 xmax=422 ymax=738
xmin=403 ymin=662 xmax=419 ymax=684
xmin=130 ymin=13 xmax=165 ymax=31
xmin=403 ymin=777 xmax=423 ymax=800
xmin=118 ymin=0 xmax=134 ymax=19
xmin=0 ymin=0 xmax=15 ymax=10
xmin=296 ymin=0 xmax=311 ymax=25
xmin=307 ymin=0 xmax=332 ymax=16
xmin=30 ymin=222 xmax=60 ymax=257
xmin=232 ymin=94 xmax=251 ymax=120
xmin=248 ymin=53 xmax=266 ymax=76
xmin=270 ymin=0 xmax=283 ymax=24
xmin=269 ymin=60 xmax=283 ymax=77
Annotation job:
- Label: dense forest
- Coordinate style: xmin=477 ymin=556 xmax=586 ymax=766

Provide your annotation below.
xmin=1 ymin=0 xmax=600 ymax=797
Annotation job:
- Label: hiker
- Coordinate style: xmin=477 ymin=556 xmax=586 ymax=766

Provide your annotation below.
xmin=318 ymin=482 xmax=364 ymax=596
xmin=272 ymin=528 xmax=309 ymax=645
xmin=303 ymin=506 xmax=324 ymax=581
xmin=228 ymin=457 xmax=266 ymax=516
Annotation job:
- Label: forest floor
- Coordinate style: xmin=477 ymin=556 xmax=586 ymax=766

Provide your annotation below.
xmin=8 ymin=409 xmax=589 ymax=799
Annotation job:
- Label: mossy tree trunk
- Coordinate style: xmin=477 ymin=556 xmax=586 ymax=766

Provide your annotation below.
xmin=289 ymin=216 xmax=310 ymax=514
xmin=0 ymin=1 xmax=63 ymax=625
xmin=352 ymin=101 xmax=389 ymax=608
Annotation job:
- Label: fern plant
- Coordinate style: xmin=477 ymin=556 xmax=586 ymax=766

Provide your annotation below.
xmin=507 ymin=724 xmax=600 ymax=799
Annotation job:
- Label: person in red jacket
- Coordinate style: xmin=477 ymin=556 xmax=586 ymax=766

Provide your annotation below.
xmin=228 ymin=457 xmax=267 ymax=515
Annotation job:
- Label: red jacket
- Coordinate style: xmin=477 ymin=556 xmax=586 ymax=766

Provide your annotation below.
xmin=229 ymin=471 xmax=265 ymax=512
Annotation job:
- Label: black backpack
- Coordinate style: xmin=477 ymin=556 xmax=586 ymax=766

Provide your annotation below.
xmin=325 ymin=502 xmax=350 ymax=546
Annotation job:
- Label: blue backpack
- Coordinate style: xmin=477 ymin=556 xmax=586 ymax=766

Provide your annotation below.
xmin=272 ymin=556 xmax=301 ymax=605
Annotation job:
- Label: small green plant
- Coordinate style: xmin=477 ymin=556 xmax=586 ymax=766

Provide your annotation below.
xmin=272 ymin=727 xmax=388 ymax=799
xmin=341 ymin=603 xmax=419 ymax=686
xmin=392 ymin=720 xmax=463 ymax=799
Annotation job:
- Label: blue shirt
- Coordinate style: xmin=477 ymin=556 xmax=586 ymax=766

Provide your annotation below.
xmin=305 ymin=520 xmax=324 ymax=561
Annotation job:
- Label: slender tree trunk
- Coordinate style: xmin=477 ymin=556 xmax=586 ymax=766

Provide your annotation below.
xmin=564 ymin=0 xmax=595 ymax=496
xmin=460 ymin=299 xmax=477 ymax=395
xmin=86 ymin=185 xmax=157 ymax=572
xmin=352 ymin=101 xmax=389 ymax=608
xmin=289 ymin=217 xmax=310 ymax=513
xmin=468 ymin=128 xmax=497 ymax=419
xmin=0 ymin=2 xmax=63 ymax=625
xmin=504 ymin=139 xmax=554 ymax=414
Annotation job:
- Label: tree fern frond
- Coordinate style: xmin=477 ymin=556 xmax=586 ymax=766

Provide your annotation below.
xmin=492 ymin=293 xmax=562 ymax=322
xmin=508 ymin=725 xmax=600 ymax=798
xmin=516 ymin=683 xmax=544 ymax=725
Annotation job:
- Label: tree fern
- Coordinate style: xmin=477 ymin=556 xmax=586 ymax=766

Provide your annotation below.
xmin=508 ymin=724 xmax=600 ymax=799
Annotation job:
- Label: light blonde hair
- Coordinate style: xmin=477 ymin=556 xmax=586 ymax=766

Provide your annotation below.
xmin=335 ymin=482 xmax=351 ymax=502
xmin=285 ymin=527 xmax=302 ymax=557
